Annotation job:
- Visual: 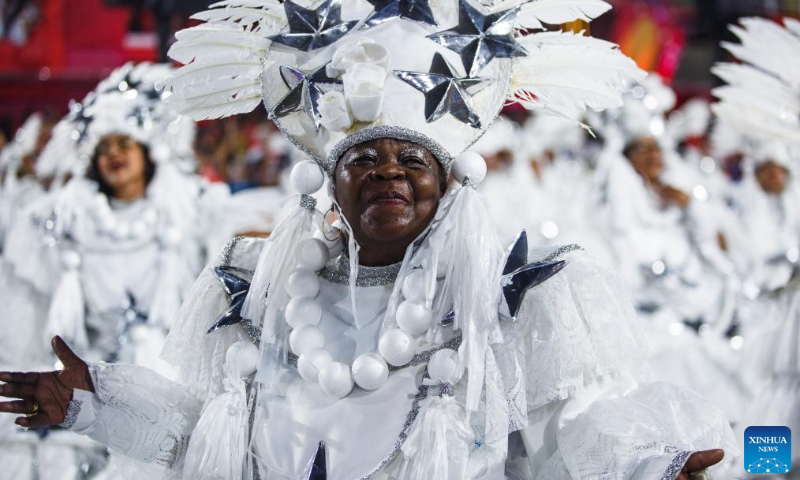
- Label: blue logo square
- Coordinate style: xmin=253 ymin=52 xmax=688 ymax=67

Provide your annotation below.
xmin=744 ymin=426 xmax=792 ymax=474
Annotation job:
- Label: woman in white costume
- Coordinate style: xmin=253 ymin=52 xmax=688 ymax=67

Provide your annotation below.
xmin=1 ymin=0 xmax=737 ymax=479
xmin=712 ymin=17 xmax=800 ymax=472
xmin=591 ymin=76 xmax=747 ymax=426
xmin=0 ymin=62 xmax=226 ymax=480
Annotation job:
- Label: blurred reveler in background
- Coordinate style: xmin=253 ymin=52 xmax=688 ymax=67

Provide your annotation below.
xmin=712 ymin=16 xmax=800 ymax=475
xmin=0 ymin=62 xmax=231 ymax=480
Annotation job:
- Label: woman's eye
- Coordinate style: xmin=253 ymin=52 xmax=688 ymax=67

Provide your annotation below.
xmin=402 ymin=156 xmax=426 ymax=167
xmin=350 ymin=154 xmax=376 ymax=165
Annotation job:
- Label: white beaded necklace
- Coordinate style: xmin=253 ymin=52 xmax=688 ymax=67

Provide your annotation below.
xmin=90 ymin=192 xmax=160 ymax=241
xmin=282 ymin=151 xmax=486 ymax=398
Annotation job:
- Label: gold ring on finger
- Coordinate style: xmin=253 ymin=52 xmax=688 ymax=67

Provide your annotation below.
xmin=25 ymin=401 xmax=39 ymax=417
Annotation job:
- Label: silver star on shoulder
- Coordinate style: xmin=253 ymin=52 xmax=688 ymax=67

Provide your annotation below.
xmin=270 ymin=0 xmax=358 ymax=52
xmin=269 ymin=63 xmax=342 ymax=131
xmin=363 ymin=0 xmax=437 ymax=28
xmin=428 ymin=0 xmax=526 ymax=77
xmin=394 ymin=52 xmax=490 ymax=128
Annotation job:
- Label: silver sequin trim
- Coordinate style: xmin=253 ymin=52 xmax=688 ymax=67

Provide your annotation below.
xmin=300 ymin=194 xmax=317 ymax=211
xmin=326 ymin=126 xmax=454 ymax=177
xmin=660 ymin=451 xmax=692 ymax=480
xmin=320 ymin=255 xmax=402 ymax=287
xmin=59 ymin=398 xmax=83 ymax=429
xmin=220 ymin=236 xmax=245 ymax=267
xmin=358 ymin=376 xmax=431 ymax=480
xmin=542 ymin=244 xmax=582 ymax=263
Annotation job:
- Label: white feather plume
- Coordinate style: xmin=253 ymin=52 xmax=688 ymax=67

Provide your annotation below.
xmin=166 ymin=0 xmax=286 ymax=121
xmin=712 ymin=17 xmax=800 ymax=150
xmin=722 ymin=17 xmax=800 ymax=89
xmin=492 ymin=0 xmax=611 ymax=30
xmin=509 ymin=31 xmax=645 ymax=123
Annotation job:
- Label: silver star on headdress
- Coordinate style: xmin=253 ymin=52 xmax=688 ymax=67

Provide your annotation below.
xmin=269 ymin=0 xmax=358 ymax=52
xmin=363 ymin=0 xmax=437 ymax=28
xmin=428 ymin=0 xmax=526 ymax=77
xmin=269 ymin=63 xmax=343 ymax=131
xmin=394 ymin=52 xmax=490 ymax=128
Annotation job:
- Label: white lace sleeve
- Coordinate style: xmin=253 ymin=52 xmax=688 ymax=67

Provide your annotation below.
xmin=74 ymin=363 xmax=203 ymax=469
xmin=503 ymin=249 xmax=653 ymax=415
xmin=64 ymin=239 xmax=258 ymax=475
xmin=533 ymin=382 xmax=740 ymax=480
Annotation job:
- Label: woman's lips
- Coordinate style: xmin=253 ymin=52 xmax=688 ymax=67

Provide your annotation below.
xmin=366 ymin=190 xmax=411 ymax=206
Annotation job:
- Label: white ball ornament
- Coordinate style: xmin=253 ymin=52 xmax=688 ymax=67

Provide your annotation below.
xmin=131 ymin=220 xmax=148 ymax=239
xmin=401 ymin=270 xmax=426 ymax=301
xmin=297 ymin=348 xmax=333 ymax=383
xmin=396 ymin=299 xmax=433 ymax=336
xmin=60 ymin=250 xmax=82 ymax=269
xmin=378 ymin=329 xmax=416 ymax=367
xmin=163 ymin=227 xmax=182 ymax=246
xmin=289 ymin=325 xmax=326 ymax=355
xmin=285 ymin=297 xmax=322 ymax=328
xmin=313 ymin=227 xmax=345 ymax=257
xmin=352 ymin=353 xmax=389 ymax=390
xmin=318 ymin=362 xmax=354 ymax=398
xmin=225 ymin=341 xmax=261 ymax=378
xmin=286 ymin=268 xmax=320 ymax=299
xmin=296 ymin=238 xmax=330 ymax=271
xmin=290 ymin=161 xmax=325 ymax=195
xmin=452 ymin=151 xmax=487 ymax=185
xmin=113 ymin=223 xmax=131 ymax=240
xmin=427 ymin=348 xmax=462 ymax=384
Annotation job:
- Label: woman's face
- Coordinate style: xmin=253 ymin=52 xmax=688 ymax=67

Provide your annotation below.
xmin=626 ymin=136 xmax=663 ymax=183
xmin=95 ymin=134 xmax=147 ymax=196
xmin=334 ymin=138 xmax=444 ymax=246
xmin=756 ymin=160 xmax=789 ymax=195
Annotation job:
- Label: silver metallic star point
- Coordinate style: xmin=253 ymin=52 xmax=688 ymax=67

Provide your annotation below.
xmin=394 ymin=51 xmax=490 ymax=128
xmin=428 ymin=0 xmax=526 ymax=77
xmin=270 ymin=0 xmax=358 ymax=52
xmin=269 ymin=63 xmax=342 ymax=131
xmin=363 ymin=0 xmax=438 ymax=28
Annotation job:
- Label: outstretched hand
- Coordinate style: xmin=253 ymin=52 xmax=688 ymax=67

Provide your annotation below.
xmin=676 ymin=449 xmax=725 ymax=480
xmin=0 ymin=336 xmax=93 ymax=428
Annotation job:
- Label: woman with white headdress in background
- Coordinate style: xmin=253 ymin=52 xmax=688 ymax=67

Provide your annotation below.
xmin=1 ymin=1 xmax=737 ymax=479
xmin=712 ymin=17 xmax=800 ymax=472
xmin=0 ymin=62 xmax=229 ymax=480
xmin=592 ymin=75 xmax=748 ymax=426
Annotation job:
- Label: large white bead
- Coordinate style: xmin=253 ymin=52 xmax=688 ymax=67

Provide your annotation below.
xmin=296 ymin=238 xmax=330 ymax=272
xmin=313 ymin=226 xmax=345 ymax=257
xmin=378 ymin=329 xmax=416 ymax=367
xmin=290 ymin=161 xmax=325 ymax=195
xmin=60 ymin=250 xmax=82 ymax=269
xmin=289 ymin=325 xmax=326 ymax=356
xmin=130 ymin=220 xmax=148 ymax=239
xmin=396 ymin=299 xmax=433 ymax=336
xmin=352 ymin=352 xmax=389 ymax=390
xmin=285 ymin=268 xmax=320 ymax=299
xmin=285 ymin=297 xmax=322 ymax=328
xmin=401 ymin=269 xmax=426 ymax=301
xmin=297 ymin=348 xmax=333 ymax=383
xmin=452 ymin=151 xmax=487 ymax=185
xmin=162 ymin=227 xmax=182 ymax=247
xmin=318 ymin=362 xmax=354 ymax=398
xmin=113 ymin=222 xmax=131 ymax=240
xmin=225 ymin=341 xmax=260 ymax=378
xmin=427 ymin=348 xmax=462 ymax=384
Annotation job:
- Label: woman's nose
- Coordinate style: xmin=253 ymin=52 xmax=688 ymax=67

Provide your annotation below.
xmin=370 ymin=159 xmax=405 ymax=181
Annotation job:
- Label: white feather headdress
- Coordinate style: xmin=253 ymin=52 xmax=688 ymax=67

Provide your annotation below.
xmin=0 ymin=113 xmax=43 ymax=176
xmin=165 ymin=0 xmax=644 ymax=173
xmin=712 ymin=17 xmax=800 ymax=163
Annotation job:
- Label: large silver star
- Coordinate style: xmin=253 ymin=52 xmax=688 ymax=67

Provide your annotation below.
xmin=428 ymin=0 xmax=526 ymax=77
xmin=394 ymin=52 xmax=489 ymax=128
xmin=363 ymin=0 xmax=437 ymax=28
xmin=269 ymin=0 xmax=358 ymax=52
xmin=269 ymin=63 xmax=343 ymax=131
